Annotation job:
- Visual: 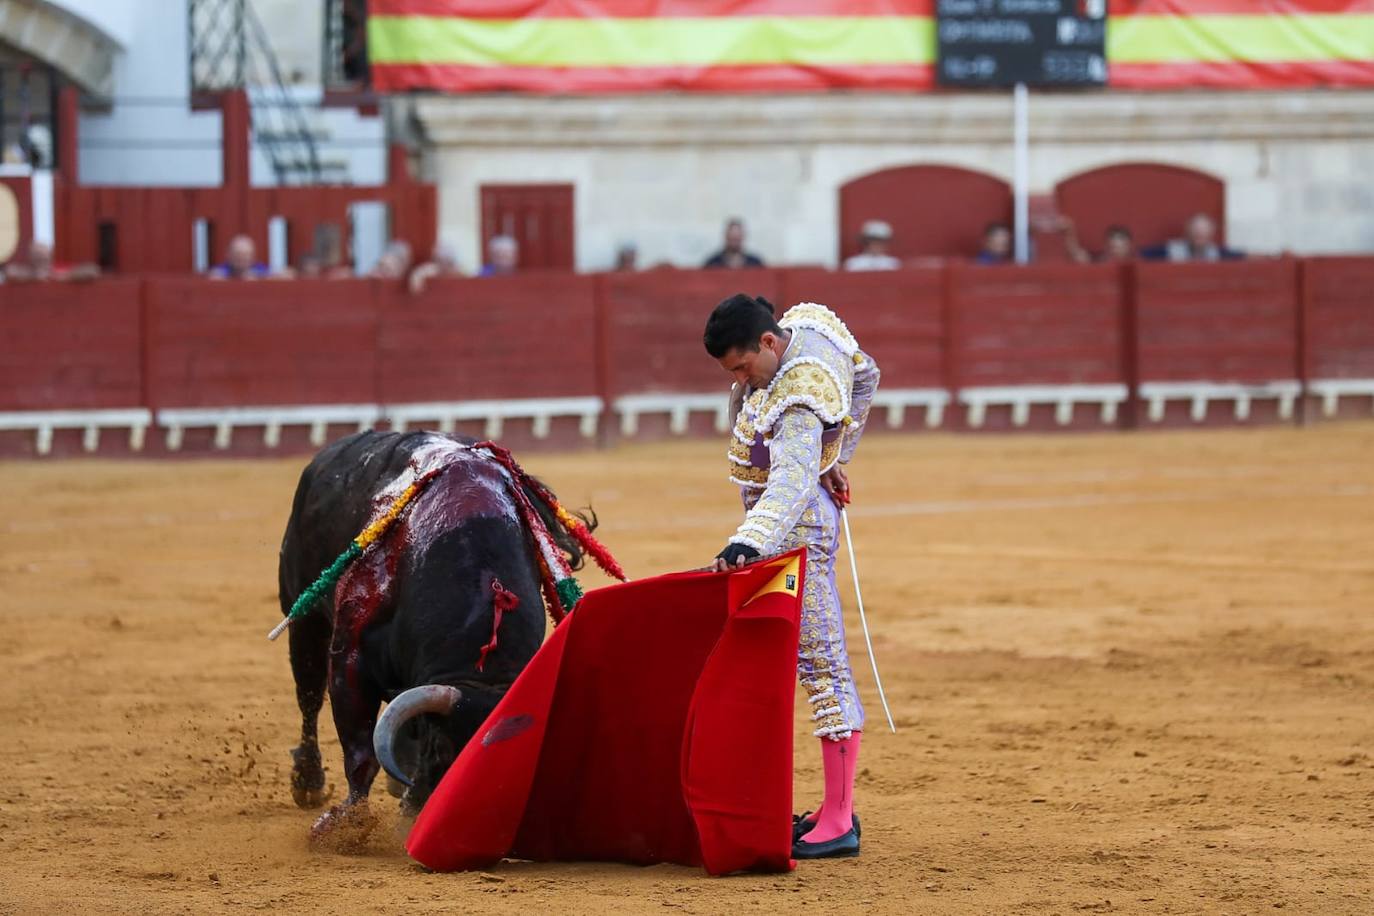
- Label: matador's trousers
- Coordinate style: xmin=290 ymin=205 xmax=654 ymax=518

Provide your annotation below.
xmin=747 ymin=487 xmax=866 ymax=740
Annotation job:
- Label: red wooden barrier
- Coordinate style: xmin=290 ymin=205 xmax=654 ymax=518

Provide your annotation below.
xmin=1134 ymin=259 xmax=1300 ymax=425
xmin=778 ymin=268 xmax=945 ymax=389
xmin=944 ymin=264 xmax=1126 ymax=429
xmin=144 ymin=278 xmax=381 ymax=409
xmin=59 ymin=185 xmax=438 ymax=276
xmin=1304 ymin=257 xmax=1374 ymax=379
xmin=595 ymin=269 xmax=782 ymax=439
xmin=4 ymin=257 xmax=1373 ymax=457
xmin=373 ymin=274 xmax=601 ymax=450
xmin=0 ymin=279 xmax=144 ymax=410
xmin=1302 ymin=257 xmax=1374 ymax=421
xmin=948 ymin=264 xmax=1124 ymax=386
xmin=599 ymin=268 xmax=780 ymax=394
xmin=377 ymin=274 xmax=599 ymax=403
xmin=1135 ymin=260 xmax=1299 ymax=381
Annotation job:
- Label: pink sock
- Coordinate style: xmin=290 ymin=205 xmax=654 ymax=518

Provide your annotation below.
xmin=801 ymin=732 xmax=860 ymax=843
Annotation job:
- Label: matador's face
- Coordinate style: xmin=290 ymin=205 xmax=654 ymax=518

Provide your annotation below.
xmin=717 ymin=331 xmax=787 ymax=391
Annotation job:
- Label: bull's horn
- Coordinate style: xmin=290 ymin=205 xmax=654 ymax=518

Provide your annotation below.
xmin=372 ymin=685 xmax=462 ymax=788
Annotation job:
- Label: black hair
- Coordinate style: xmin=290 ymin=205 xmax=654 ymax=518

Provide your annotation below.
xmin=703 ymin=293 xmax=783 ymax=359
xmin=1105 ymin=224 xmax=1132 ymax=240
xmin=984 ymin=222 xmax=1011 ymax=236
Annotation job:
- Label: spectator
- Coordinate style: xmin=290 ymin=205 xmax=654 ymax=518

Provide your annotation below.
xmin=313 ymin=223 xmax=354 ymax=278
xmin=369 ymin=240 xmax=414 ymax=279
xmin=1061 ymin=220 xmax=1134 ymax=264
xmin=4 ymin=240 xmax=99 ymax=282
xmin=479 ymin=235 xmax=518 ymax=277
xmin=843 ymin=220 xmax=900 ymax=271
xmin=975 ymin=222 xmax=1012 ymax=265
xmin=614 ymin=243 xmax=638 ymax=272
xmin=1141 ymin=213 xmax=1244 ymax=262
xmin=703 ymin=218 xmax=764 ymax=269
xmin=408 ymin=240 xmax=464 ymax=294
xmin=294 ymin=253 xmax=324 ymax=279
xmin=208 ymin=235 xmax=269 ymax=280
xmin=1101 ymin=225 xmax=1135 ymax=262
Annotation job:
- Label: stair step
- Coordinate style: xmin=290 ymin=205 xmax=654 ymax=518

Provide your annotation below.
xmin=254 ymin=127 xmax=333 ymax=143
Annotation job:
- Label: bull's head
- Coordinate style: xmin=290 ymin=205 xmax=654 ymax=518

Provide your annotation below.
xmin=373 ymin=685 xmax=502 ymax=813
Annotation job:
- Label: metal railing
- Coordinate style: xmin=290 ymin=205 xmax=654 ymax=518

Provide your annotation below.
xmin=324 ymin=0 xmax=371 ymax=90
xmin=188 ymin=0 xmax=326 ymax=185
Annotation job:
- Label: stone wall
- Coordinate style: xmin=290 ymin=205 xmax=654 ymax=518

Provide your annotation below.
xmin=413 ymin=90 xmax=1374 ymax=273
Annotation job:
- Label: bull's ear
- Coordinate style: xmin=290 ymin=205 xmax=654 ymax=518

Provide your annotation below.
xmin=373 ymin=685 xmax=461 ymax=787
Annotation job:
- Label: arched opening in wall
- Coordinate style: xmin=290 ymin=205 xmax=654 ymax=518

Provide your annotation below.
xmin=838 ymin=165 xmax=1012 ymax=263
xmin=1054 ymin=163 xmax=1225 ymax=259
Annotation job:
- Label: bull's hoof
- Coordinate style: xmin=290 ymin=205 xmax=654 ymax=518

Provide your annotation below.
xmin=309 ymin=800 xmax=377 ymax=853
xmin=385 ymin=775 xmax=407 ymax=799
xmin=293 ymin=784 xmax=330 ymax=809
xmin=291 ymin=744 xmax=327 ymax=809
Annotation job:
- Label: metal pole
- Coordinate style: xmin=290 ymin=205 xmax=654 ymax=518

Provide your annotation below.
xmin=236 ymin=0 xmax=247 ymax=87
xmin=1013 ymin=81 xmax=1030 ymax=265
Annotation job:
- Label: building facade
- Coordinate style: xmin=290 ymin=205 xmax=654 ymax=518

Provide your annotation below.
xmin=412 ymin=89 xmax=1374 ymax=273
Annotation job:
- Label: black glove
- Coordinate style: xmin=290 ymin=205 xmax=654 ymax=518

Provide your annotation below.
xmin=715 ymin=543 xmax=760 ymax=568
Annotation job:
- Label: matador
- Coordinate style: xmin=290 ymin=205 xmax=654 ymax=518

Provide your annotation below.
xmin=704 ymin=294 xmax=880 ymax=860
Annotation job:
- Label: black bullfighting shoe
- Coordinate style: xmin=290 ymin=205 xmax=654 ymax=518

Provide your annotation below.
xmin=793 ymin=812 xmax=861 ymax=841
xmin=792 ymin=826 xmax=860 ymax=859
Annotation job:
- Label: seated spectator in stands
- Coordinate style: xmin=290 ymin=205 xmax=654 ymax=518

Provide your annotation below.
xmin=409 ymin=240 xmax=464 ymax=294
xmin=1140 ymin=213 xmax=1244 ymax=262
xmin=975 ymin=222 xmax=1013 ymax=265
xmin=479 ymin=235 xmax=519 ymax=277
xmin=4 ymin=240 xmax=98 ymax=282
xmin=1101 ymin=225 xmax=1135 ymax=262
xmin=293 ymin=254 xmax=324 ymax=278
xmin=312 ymin=223 xmax=354 ymax=279
xmin=703 ymin=218 xmax=764 ymax=269
xmin=208 ymin=235 xmax=269 ymax=280
xmin=843 ymin=220 xmax=900 ymax=271
xmin=614 ymin=243 xmax=638 ymax=272
xmin=1064 ymin=221 xmax=1135 ymax=264
xmin=369 ymin=240 xmax=414 ymax=279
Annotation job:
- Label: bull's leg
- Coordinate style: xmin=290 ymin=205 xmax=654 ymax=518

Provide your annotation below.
xmin=286 ymin=609 xmax=332 ymax=808
xmin=309 ymin=658 xmax=383 ymax=848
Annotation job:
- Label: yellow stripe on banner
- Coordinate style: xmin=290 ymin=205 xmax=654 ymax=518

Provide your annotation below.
xmin=368 ymin=15 xmax=935 ymax=67
xmin=1110 ymin=14 xmax=1374 ymax=64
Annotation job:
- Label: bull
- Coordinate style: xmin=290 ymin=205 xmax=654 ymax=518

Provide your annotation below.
xmin=277 ymin=430 xmax=590 ymax=841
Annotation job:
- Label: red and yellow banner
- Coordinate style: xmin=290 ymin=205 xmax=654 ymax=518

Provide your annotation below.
xmin=367 ymin=1 xmax=1374 ymax=93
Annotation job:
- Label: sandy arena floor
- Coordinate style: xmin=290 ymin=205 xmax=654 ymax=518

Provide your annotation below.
xmin=3 ymin=425 xmax=1373 ymax=914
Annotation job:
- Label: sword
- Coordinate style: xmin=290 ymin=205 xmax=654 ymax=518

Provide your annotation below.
xmin=840 ymin=507 xmax=897 ymax=734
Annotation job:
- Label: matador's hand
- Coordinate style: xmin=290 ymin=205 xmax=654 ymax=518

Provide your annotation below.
xmin=713 ymin=543 xmax=759 ymax=572
xmin=820 ymin=464 xmax=851 ymax=509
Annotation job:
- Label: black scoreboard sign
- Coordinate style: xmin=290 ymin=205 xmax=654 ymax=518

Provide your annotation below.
xmin=936 ymin=0 xmax=1108 ymax=89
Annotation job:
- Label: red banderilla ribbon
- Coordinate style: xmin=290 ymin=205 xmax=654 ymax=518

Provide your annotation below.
xmin=478 ymin=578 xmax=521 ymax=672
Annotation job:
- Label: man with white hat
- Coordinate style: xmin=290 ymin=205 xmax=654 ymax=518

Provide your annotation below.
xmin=842 ymin=220 xmax=900 ymax=272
